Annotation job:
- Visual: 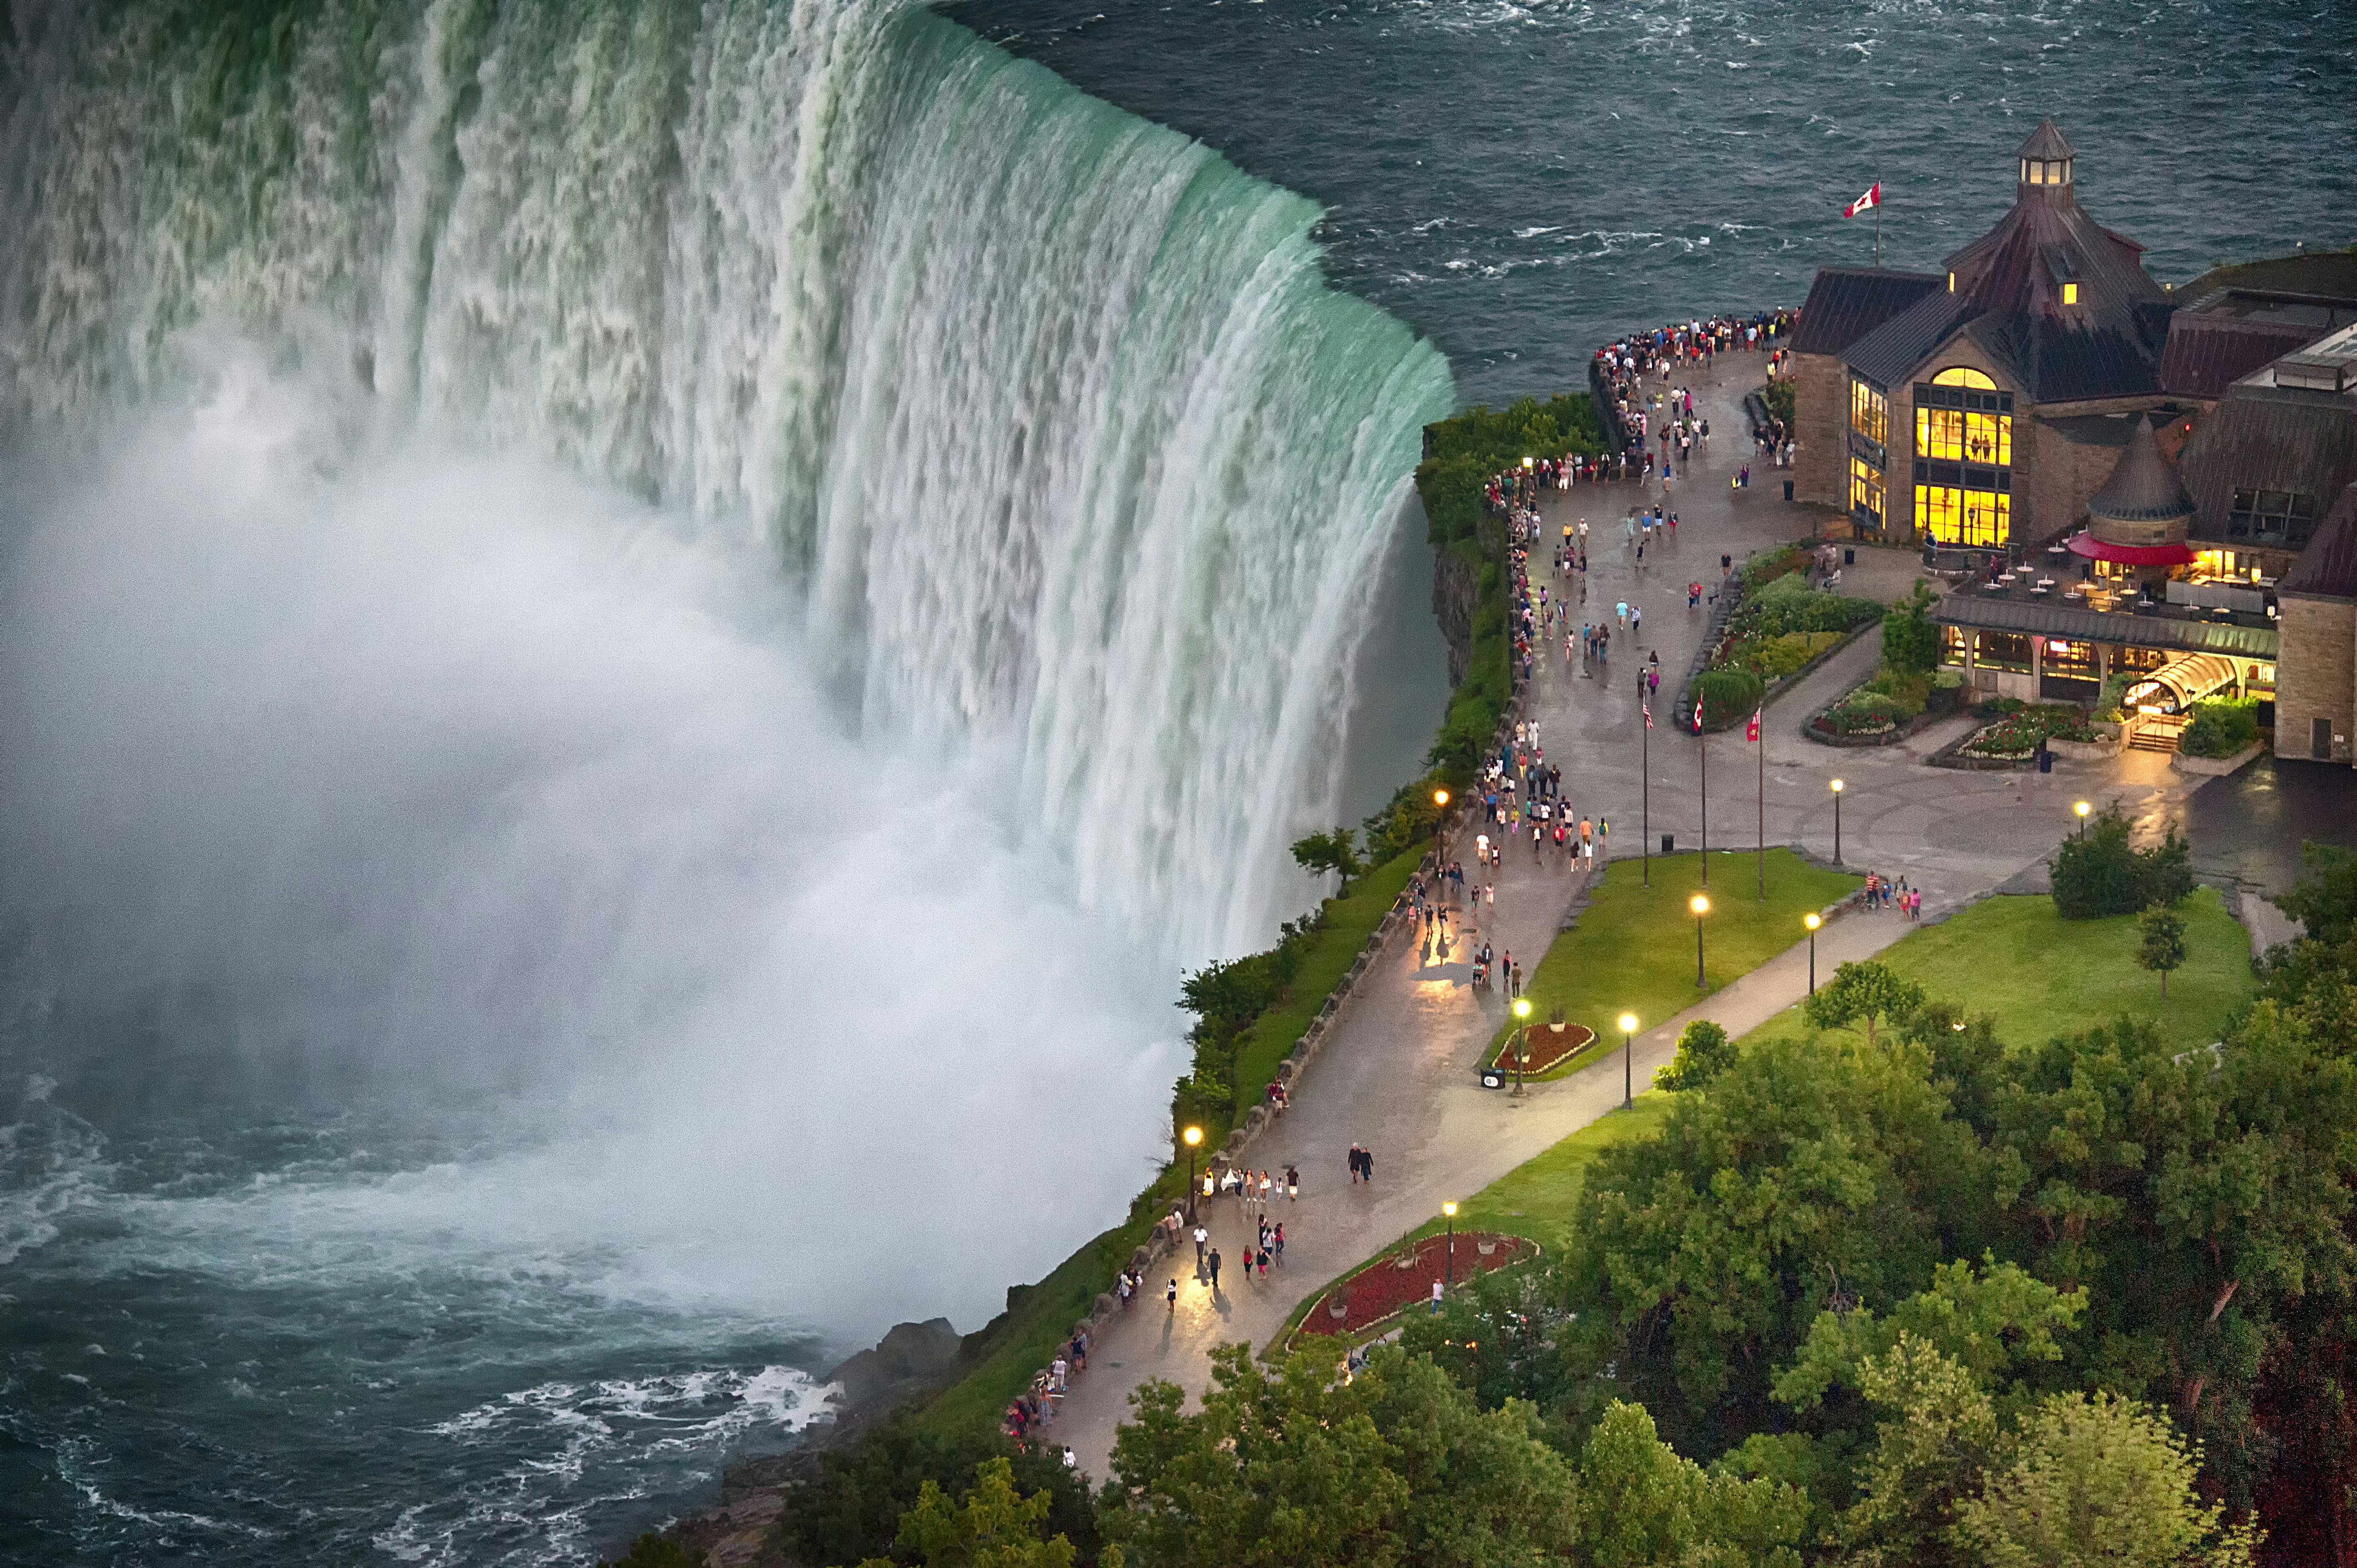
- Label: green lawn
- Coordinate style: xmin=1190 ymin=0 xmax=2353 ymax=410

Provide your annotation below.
xmin=1736 ymin=884 xmax=2254 ymax=1056
xmin=1489 ymin=848 xmax=1861 ymax=1074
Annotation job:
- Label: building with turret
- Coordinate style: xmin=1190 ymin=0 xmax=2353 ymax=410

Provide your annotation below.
xmin=1789 ymin=120 xmax=2357 ymax=764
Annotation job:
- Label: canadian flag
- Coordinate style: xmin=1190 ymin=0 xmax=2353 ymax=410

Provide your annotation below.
xmin=1746 ymin=707 xmax=1762 ymax=743
xmin=1843 ymin=183 xmax=1881 ymax=218
xmin=1643 ymin=700 xmax=1653 ymax=730
xmin=1692 ymin=703 xmax=1705 ymax=735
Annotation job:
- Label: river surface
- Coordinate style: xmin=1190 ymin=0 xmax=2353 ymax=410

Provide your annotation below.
xmin=952 ymin=0 xmax=2357 ymax=406
xmin=1 ymin=2 xmax=2349 ymax=1564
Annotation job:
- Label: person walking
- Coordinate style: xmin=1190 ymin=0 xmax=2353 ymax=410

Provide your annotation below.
xmin=1273 ymin=1224 xmax=1285 ymax=1267
xmin=1166 ymin=1278 xmax=1179 ymax=1312
xmin=1208 ymin=1247 xmax=1222 ymax=1294
xmin=1286 ymin=1163 xmax=1299 ymax=1200
xmin=1193 ymin=1223 xmax=1208 ymax=1268
xmin=1430 ymin=1279 xmax=1444 ymax=1316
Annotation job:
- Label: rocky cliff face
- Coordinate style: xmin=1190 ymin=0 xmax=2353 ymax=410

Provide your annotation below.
xmin=1432 ymin=539 xmax=1482 ymax=687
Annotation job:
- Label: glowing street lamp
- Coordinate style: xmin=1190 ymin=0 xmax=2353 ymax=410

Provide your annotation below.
xmin=1182 ymin=1125 xmax=1203 ymax=1223
xmin=2074 ymin=799 xmax=2092 ymax=839
xmin=1829 ymin=778 xmax=1846 ymax=865
xmin=1512 ymin=996 xmax=1533 ymax=1096
xmin=1804 ymin=911 xmax=1822 ymax=995
xmin=1433 ymin=788 xmax=1450 ymax=880
xmin=1442 ymin=1200 xmax=1459 ymax=1284
xmin=1618 ymin=1012 xmax=1639 ymax=1110
xmin=1691 ymin=893 xmax=1711 ymax=989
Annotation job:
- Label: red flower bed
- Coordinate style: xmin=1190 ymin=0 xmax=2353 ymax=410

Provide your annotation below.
xmin=1299 ymin=1232 xmax=1533 ymax=1337
xmin=1486 ymin=1023 xmax=1596 ymax=1077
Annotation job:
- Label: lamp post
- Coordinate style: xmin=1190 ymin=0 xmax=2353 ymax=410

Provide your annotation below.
xmin=1512 ymin=996 xmax=1532 ymax=1097
xmin=1618 ymin=1012 xmax=1639 ymax=1110
xmin=1804 ymin=911 xmax=1821 ymax=995
xmin=2074 ymin=799 xmax=2091 ymax=839
xmin=1182 ymin=1125 xmax=1203 ymax=1223
xmin=1433 ymin=788 xmax=1450 ymax=891
xmin=1691 ymin=893 xmax=1711 ymax=988
xmin=1830 ymin=778 xmax=1845 ymax=865
xmin=1443 ymin=1200 xmax=1459 ymax=1285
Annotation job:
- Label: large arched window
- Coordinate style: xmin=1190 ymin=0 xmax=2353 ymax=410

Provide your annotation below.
xmin=1913 ymin=367 xmax=2014 ymax=546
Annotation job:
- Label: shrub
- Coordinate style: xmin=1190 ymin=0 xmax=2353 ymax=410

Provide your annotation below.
xmin=1747 ymin=631 xmax=1842 ymax=680
xmin=1659 ymin=1019 xmax=1736 ymax=1091
xmin=1821 ymin=691 xmax=1909 ymax=735
xmin=1881 ymin=580 xmax=1941 ymax=677
xmin=2179 ymin=697 xmax=2260 ymax=759
xmin=1694 ymin=668 xmax=1766 ymax=729
xmin=2050 ymin=806 xmax=2193 ymax=919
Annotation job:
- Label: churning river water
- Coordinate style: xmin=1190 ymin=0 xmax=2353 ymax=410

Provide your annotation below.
xmin=0 ymin=1 xmax=2350 ymax=1563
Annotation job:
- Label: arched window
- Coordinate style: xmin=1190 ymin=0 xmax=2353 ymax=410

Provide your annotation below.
xmin=1913 ymin=368 xmax=2014 ymax=546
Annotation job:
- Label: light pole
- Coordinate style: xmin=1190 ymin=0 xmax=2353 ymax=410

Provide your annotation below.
xmin=1433 ymin=788 xmax=1450 ymax=891
xmin=1512 ymin=996 xmax=1532 ymax=1097
xmin=1182 ymin=1125 xmax=1203 ymax=1223
xmin=1443 ymin=1200 xmax=1459 ymax=1285
xmin=1618 ymin=1012 xmax=1639 ymax=1110
xmin=2074 ymin=799 xmax=2091 ymax=839
xmin=1691 ymin=893 xmax=1711 ymax=988
xmin=1830 ymin=778 xmax=1845 ymax=865
xmin=1805 ymin=911 xmax=1821 ymax=995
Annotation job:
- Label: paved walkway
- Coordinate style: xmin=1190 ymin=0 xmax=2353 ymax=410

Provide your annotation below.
xmin=1044 ymin=347 xmax=2217 ymax=1478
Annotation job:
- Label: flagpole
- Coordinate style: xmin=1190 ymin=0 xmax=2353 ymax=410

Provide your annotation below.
xmin=1641 ymin=704 xmax=1651 ymax=889
xmin=1699 ymin=719 xmax=1708 ymax=889
xmin=1874 ymin=195 xmax=1881 ymax=269
xmin=1757 ymin=711 xmax=1767 ymax=902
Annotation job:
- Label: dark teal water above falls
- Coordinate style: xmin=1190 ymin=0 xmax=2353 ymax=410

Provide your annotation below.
xmin=950 ymin=0 xmax=2357 ymax=406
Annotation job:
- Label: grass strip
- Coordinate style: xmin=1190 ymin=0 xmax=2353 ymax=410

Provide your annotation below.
xmin=1488 ymin=848 xmax=1860 ymax=1068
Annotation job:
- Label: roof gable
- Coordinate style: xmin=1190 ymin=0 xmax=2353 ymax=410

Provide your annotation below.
xmin=2280 ymin=483 xmax=2357 ymax=599
xmin=1790 ymin=267 xmax=1946 ymax=360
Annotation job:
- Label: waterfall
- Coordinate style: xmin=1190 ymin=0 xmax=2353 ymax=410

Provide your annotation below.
xmin=0 ymin=0 xmax=1454 ymax=962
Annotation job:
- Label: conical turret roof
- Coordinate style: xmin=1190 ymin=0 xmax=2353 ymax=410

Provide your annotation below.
xmin=2089 ymin=415 xmax=2196 ymax=526
xmin=2016 ymin=118 xmax=2075 ymax=161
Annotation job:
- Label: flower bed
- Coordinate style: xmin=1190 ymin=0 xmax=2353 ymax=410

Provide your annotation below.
xmin=1299 ymin=1232 xmax=1535 ymax=1338
xmin=1688 ymin=568 xmax=1883 ymax=730
xmin=1486 ymin=1023 xmax=1597 ymax=1077
xmin=1958 ymin=700 xmax=2094 ymax=759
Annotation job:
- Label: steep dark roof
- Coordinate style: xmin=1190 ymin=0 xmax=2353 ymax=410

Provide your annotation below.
xmin=2161 ymin=309 xmax=2337 ymax=399
xmin=2089 ymin=415 xmax=2198 ymax=524
xmin=1839 ymin=132 xmax=2172 ymax=404
xmin=1933 ymin=593 xmax=2279 ymax=659
xmin=2179 ymin=385 xmax=2357 ymax=540
xmin=2279 ymin=484 xmax=2357 ymax=601
xmin=2016 ymin=118 xmax=2076 ymax=161
xmin=1789 ymin=267 xmax=1947 ymax=360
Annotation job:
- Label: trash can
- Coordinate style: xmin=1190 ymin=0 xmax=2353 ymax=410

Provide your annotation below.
xmin=2037 ymin=746 xmax=2054 ymax=774
xmin=1661 ymin=833 xmax=1676 ymax=854
xmin=1783 ymin=479 xmax=1794 ymax=502
xmin=1843 ymin=546 xmax=1856 ymax=565
xmin=1479 ymin=1067 xmax=1506 ymax=1090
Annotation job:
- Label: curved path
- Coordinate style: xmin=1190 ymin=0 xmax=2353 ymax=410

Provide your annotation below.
xmin=1045 ymin=346 xmax=2205 ymax=1479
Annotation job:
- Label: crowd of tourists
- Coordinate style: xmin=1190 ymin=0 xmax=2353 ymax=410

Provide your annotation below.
xmin=1593 ymin=308 xmax=1797 ymax=464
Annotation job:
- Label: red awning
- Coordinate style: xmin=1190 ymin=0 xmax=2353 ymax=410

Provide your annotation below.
xmin=2065 ymin=531 xmax=2196 ymax=567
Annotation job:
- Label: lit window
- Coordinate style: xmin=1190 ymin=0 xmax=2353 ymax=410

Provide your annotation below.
xmin=1914 ymin=484 xmax=2009 ymax=548
xmin=1932 ymin=367 xmax=1997 ymax=391
xmin=2029 ymin=162 xmax=2045 ymax=185
xmin=1948 ymin=270 xmax=1956 ymax=292
xmin=1850 ymin=457 xmax=1885 ymax=525
xmin=2062 ymin=282 xmax=2079 ymax=305
xmin=1849 ymin=377 xmax=1888 ymax=447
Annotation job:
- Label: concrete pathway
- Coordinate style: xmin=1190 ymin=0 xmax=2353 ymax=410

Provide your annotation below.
xmin=1044 ymin=346 xmax=2215 ymax=1479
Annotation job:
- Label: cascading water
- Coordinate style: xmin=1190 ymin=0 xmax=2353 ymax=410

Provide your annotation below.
xmin=0 ymin=0 xmax=1453 ymax=1560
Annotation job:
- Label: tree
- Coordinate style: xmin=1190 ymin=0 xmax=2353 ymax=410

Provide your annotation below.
xmin=1953 ymin=1392 xmax=2261 ymax=1568
xmin=1881 ymin=580 xmax=1941 ymax=678
xmin=2050 ymin=807 xmax=2191 ymax=920
xmin=851 ymin=1456 xmax=1089 ymax=1568
xmin=600 ymin=1535 xmax=697 ymax=1568
xmin=2137 ymin=901 xmax=2187 ymax=998
xmin=775 ymin=1416 xmax=1098 ymax=1568
xmin=1773 ymin=1255 xmax=2085 ymax=1418
xmin=1576 ymin=1400 xmax=1809 ymax=1568
xmin=2277 ymin=841 xmax=2357 ymax=946
xmin=1657 ymin=1019 xmax=1735 ymax=1091
xmin=1836 ymin=1335 xmax=2001 ymax=1566
xmin=1102 ymin=1342 xmax=1578 ymax=1568
xmin=1290 ymin=828 xmax=1365 ymax=889
xmin=1802 ymin=960 xmax=1926 ymax=1049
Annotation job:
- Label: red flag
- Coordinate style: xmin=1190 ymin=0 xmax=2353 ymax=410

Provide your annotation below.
xmin=1746 ymin=707 xmax=1762 ymax=742
xmin=1692 ymin=703 xmax=1704 ymax=735
xmin=1843 ymin=183 xmax=1881 ymax=218
xmin=1643 ymin=700 xmax=1653 ymax=730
